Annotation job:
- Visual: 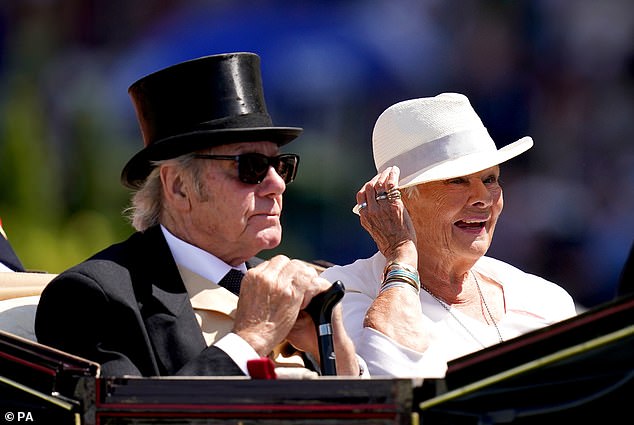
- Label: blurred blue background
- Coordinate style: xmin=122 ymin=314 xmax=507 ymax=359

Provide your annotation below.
xmin=0 ymin=0 xmax=632 ymax=309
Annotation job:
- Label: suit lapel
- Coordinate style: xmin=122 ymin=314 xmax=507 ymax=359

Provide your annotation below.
xmin=130 ymin=232 xmax=292 ymax=373
xmin=133 ymin=226 xmax=207 ymax=374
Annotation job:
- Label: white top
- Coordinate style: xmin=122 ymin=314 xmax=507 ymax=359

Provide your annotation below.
xmin=321 ymin=252 xmax=577 ymax=378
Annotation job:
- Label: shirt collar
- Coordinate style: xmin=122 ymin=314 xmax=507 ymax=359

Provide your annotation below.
xmin=160 ymin=225 xmax=247 ymax=284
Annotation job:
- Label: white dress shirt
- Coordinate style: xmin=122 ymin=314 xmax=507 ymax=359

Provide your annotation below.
xmin=160 ymin=225 xmax=257 ymax=375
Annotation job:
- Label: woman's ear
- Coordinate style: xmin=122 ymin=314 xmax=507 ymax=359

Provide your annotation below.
xmin=160 ymin=165 xmax=191 ymax=211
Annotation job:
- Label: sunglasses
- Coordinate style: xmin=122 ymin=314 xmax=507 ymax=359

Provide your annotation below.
xmin=193 ymin=153 xmax=300 ymax=185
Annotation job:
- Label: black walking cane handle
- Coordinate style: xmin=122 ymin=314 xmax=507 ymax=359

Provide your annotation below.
xmin=304 ymin=280 xmax=345 ymax=376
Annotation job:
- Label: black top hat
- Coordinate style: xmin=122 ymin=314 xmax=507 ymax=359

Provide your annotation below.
xmin=121 ymin=52 xmax=303 ymax=188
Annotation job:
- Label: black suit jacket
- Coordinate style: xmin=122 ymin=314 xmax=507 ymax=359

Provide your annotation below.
xmin=34 ymin=225 xmax=245 ymax=377
xmin=0 ymin=235 xmax=25 ymax=272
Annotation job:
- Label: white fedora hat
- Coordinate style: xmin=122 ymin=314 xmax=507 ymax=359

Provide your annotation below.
xmin=372 ymin=93 xmax=534 ymax=189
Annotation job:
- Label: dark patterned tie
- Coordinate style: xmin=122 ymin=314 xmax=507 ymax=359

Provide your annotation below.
xmin=218 ymin=269 xmax=244 ymax=295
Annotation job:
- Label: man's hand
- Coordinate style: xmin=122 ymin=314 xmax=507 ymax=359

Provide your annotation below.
xmin=233 ymin=256 xmax=360 ymax=376
xmin=232 ymin=255 xmax=324 ymax=357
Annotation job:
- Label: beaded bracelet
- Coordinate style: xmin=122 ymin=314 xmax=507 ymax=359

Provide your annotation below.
xmin=379 ymin=280 xmax=419 ymax=295
xmin=383 ymin=270 xmax=420 ymax=293
xmin=383 ymin=261 xmax=418 ymax=279
xmin=380 ymin=262 xmax=420 ymax=294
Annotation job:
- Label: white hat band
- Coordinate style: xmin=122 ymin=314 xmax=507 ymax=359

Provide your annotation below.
xmin=378 ymin=127 xmax=495 ymax=177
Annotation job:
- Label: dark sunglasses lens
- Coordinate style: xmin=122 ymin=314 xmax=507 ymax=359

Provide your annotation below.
xmin=276 ymin=155 xmax=298 ymax=183
xmin=238 ymin=154 xmax=268 ymax=184
xmin=238 ymin=154 xmax=299 ymax=184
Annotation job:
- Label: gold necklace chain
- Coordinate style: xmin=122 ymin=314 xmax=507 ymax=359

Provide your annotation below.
xmin=421 ymin=271 xmax=503 ymax=348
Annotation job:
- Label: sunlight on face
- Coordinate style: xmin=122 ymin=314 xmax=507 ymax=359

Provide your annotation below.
xmin=404 ymin=166 xmax=503 ymax=262
xmin=185 ymin=141 xmax=287 ymax=263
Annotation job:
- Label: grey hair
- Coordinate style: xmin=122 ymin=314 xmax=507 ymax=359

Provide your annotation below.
xmin=124 ymin=154 xmax=206 ymax=231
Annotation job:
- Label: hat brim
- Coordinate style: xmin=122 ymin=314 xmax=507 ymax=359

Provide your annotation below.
xmin=121 ymin=126 xmax=303 ymax=189
xmin=398 ymin=136 xmax=533 ymax=189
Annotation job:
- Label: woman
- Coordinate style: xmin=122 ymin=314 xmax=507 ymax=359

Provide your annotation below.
xmin=321 ymin=93 xmax=576 ymax=377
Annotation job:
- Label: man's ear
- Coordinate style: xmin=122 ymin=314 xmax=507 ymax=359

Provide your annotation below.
xmin=160 ymin=165 xmax=191 ymax=211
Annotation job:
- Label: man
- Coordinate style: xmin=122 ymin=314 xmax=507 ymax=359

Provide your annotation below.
xmin=35 ymin=53 xmax=362 ymax=377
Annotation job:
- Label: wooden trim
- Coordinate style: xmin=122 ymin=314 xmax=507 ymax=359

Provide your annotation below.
xmin=0 ymin=272 xmax=57 ymax=300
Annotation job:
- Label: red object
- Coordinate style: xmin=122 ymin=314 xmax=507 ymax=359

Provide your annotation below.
xmin=247 ymin=357 xmax=277 ymax=380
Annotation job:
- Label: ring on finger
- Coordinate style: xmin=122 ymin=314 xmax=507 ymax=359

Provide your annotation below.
xmin=352 ymin=202 xmax=367 ymax=215
xmin=375 ymin=192 xmax=388 ymax=201
xmin=387 ymin=188 xmax=401 ymax=200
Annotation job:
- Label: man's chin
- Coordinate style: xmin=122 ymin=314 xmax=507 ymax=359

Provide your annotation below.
xmin=253 ymin=229 xmax=283 ymax=251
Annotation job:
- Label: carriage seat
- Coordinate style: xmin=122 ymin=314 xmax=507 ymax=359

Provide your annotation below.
xmin=0 ymin=272 xmax=57 ymax=340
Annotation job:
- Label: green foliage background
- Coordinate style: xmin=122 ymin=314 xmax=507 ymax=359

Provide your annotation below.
xmin=0 ymin=69 xmax=133 ymax=273
xmin=1 ymin=1 xmax=632 ymax=307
